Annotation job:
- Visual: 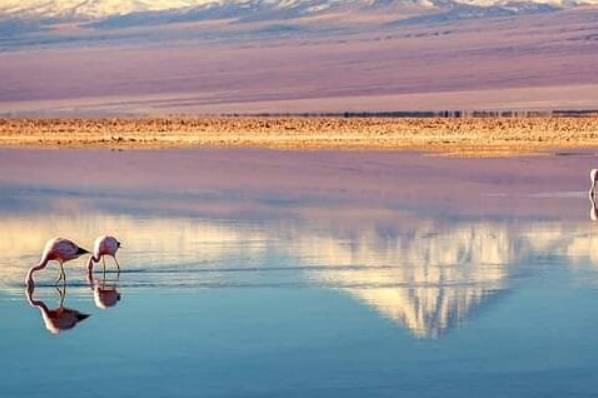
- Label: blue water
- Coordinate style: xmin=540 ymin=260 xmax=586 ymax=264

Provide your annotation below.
xmin=1 ymin=149 xmax=598 ymax=397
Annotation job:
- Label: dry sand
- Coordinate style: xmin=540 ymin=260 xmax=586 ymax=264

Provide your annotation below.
xmin=2 ymin=117 xmax=598 ymax=156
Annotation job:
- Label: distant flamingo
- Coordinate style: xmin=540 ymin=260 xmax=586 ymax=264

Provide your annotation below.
xmin=87 ymin=235 xmax=122 ymax=275
xmin=87 ymin=272 xmax=121 ymax=309
xmin=25 ymin=284 xmax=90 ymax=334
xmin=589 ymin=169 xmax=598 ymax=198
xmin=25 ymin=237 xmax=89 ymax=286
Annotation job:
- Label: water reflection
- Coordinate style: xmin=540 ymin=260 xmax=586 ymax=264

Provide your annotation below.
xmin=88 ymin=272 xmax=122 ymax=310
xmin=0 ymin=212 xmax=267 ymax=287
xmin=25 ymin=284 xmax=90 ymax=334
xmin=3 ymin=208 xmax=596 ymax=339
xmin=2 ymin=176 xmax=598 ymax=339
xmin=295 ymin=223 xmax=512 ymax=338
xmin=2 ymin=150 xmax=598 ymax=398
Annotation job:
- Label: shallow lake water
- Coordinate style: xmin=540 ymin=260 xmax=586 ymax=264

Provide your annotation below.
xmin=2 ymin=148 xmax=598 ymax=397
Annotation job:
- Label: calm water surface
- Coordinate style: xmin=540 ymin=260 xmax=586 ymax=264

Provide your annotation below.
xmin=1 ymin=149 xmax=598 ymax=397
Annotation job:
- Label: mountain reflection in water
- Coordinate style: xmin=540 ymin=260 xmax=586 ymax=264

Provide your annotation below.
xmin=3 ymin=206 xmax=598 ymax=338
xmin=4 ymin=149 xmax=598 ymax=398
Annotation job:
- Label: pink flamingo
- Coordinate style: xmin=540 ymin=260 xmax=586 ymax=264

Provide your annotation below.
xmin=87 ymin=235 xmax=122 ymax=276
xmin=590 ymin=169 xmax=598 ymax=198
xmin=25 ymin=237 xmax=89 ymax=286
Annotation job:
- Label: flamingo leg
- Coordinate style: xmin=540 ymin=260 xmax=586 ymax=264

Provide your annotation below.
xmin=113 ymin=255 xmax=121 ymax=271
xmin=55 ymin=262 xmax=63 ymax=284
xmin=60 ymin=262 xmax=66 ymax=285
xmin=56 ymin=263 xmax=66 ymax=285
xmin=102 ymin=256 xmax=106 ymax=274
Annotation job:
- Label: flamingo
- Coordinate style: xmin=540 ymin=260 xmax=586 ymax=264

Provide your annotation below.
xmin=87 ymin=235 xmax=122 ymax=276
xmin=25 ymin=237 xmax=89 ymax=286
xmin=87 ymin=272 xmax=121 ymax=309
xmin=590 ymin=169 xmax=598 ymax=198
xmin=25 ymin=284 xmax=90 ymax=334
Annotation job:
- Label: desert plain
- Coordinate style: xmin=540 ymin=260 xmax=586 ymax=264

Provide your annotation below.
xmin=1 ymin=116 xmax=598 ymax=156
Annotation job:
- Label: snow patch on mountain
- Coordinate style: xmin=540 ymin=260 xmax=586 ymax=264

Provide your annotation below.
xmin=1 ymin=0 xmax=596 ymax=21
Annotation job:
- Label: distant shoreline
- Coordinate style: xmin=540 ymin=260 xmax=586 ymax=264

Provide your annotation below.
xmin=2 ymin=116 xmax=598 ymax=157
xmin=226 ymin=110 xmax=598 ymax=118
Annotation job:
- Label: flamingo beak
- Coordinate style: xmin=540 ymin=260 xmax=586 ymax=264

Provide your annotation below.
xmin=76 ymin=313 xmax=91 ymax=321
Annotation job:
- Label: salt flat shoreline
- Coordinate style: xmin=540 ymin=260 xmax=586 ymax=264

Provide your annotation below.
xmin=2 ymin=116 xmax=598 ymax=156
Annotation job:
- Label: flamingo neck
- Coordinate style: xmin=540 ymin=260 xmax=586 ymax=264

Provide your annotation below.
xmin=25 ymin=258 xmax=49 ymax=286
xmin=87 ymin=255 xmax=99 ymax=277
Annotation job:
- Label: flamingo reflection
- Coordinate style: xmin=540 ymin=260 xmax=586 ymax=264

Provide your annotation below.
xmin=25 ymin=284 xmax=90 ymax=334
xmin=87 ymin=271 xmax=122 ymax=310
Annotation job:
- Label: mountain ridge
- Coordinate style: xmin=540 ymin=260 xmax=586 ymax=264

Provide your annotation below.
xmin=2 ymin=0 xmax=597 ymax=22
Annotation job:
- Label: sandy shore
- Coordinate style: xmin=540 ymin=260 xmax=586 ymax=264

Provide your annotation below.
xmin=2 ymin=117 xmax=598 ymax=156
